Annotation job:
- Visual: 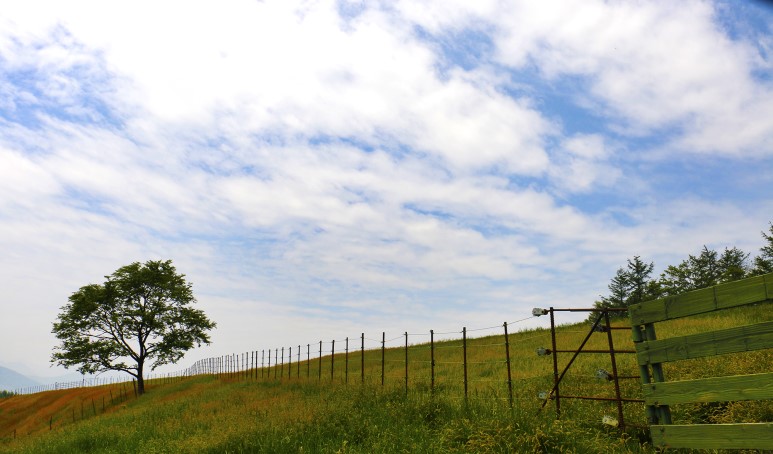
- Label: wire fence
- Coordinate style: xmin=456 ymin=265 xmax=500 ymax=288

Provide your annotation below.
xmin=4 ymin=307 xmax=643 ymax=440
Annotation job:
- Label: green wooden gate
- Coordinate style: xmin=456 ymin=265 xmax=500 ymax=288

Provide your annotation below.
xmin=628 ymin=272 xmax=773 ymax=450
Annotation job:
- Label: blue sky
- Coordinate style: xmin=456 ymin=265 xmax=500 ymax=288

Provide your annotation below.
xmin=1 ymin=0 xmax=772 ymax=379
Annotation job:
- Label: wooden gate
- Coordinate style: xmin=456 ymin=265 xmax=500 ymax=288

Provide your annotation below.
xmin=628 ymin=272 xmax=773 ymax=450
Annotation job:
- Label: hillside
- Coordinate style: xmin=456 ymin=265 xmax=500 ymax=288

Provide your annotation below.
xmin=0 ymin=366 xmax=38 ymax=392
xmin=1 ymin=303 xmax=771 ymax=453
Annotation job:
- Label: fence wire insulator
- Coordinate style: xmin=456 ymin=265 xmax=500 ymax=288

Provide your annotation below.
xmin=595 ymin=369 xmax=613 ymax=381
xmin=538 ymin=391 xmax=551 ymax=401
xmin=532 ymin=308 xmax=548 ymax=317
xmin=536 ymin=347 xmax=552 ymax=357
xmin=602 ymin=415 xmax=619 ymax=427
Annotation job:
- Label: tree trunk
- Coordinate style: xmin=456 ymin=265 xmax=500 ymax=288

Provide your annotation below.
xmin=137 ymin=361 xmax=145 ymax=395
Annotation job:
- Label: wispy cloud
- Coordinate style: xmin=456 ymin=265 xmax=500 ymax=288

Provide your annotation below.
xmin=1 ymin=0 xmax=771 ymax=377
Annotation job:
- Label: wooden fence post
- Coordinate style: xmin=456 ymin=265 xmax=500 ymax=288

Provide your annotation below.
xmin=297 ymin=345 xmax=301 ymax=378
xmin=280 ymin=347 xmax=285 ymax=380
xmin=307 ymin=344 xmax=311 ymax=378
xmin=318 ymin=341 xmax=322 ymax=381
xmin=381 ymin=332 xmax=385 ymax=387
xmin=361 ymin=333 xmax=365 ymax=384
xmin=504 ymin=322 xmax=513 ymax=408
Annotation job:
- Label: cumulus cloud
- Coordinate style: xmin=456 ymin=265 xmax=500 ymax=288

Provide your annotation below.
xmin=0 ymin=0 xmax=771 ymax=377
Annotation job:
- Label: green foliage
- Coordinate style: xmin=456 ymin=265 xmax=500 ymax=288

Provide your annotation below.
xmin=0 ymin=391 xmax=13 ymax=399
xmin=51 ymin=260 xmax=216 ymax=394
xmin=659 ymin=245 xmax=751 ymax=297
xmin=592 ymin=256 xmax=656 ymax=319
xmin=3 ymin=305 xmax=770 ymax=453
xmin=750 ymin=222 xmax=773 ymax=276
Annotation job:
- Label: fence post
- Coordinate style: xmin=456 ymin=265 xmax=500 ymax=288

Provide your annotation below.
xmin=331 ymin=340 xmax=335 ymax=382
xmin=281 ymin=347 xmax=285 ymax=380
xmin=274 ymin=349 xmax=279 ymax=380
xmin=381 ymin=332 xmax=385 ymax=387
xmin=361 ymin=333 xmax=365 ymax=384
xmin=297 ymin=345 xmax=301 ymax=378
xmin=404 ymin=332 xmax=409 ymax=395
xmin=261 ymin=350 xmax=265 ymax=380
xmin=463 ymin=327 xmax=468 ymax=401
xmin=430 ymin=329 xmax=435 ymax=394
xmin=504 ymin=322 xmax=513 ymax=408
xmin=307 ymin=344 xmax=310 ymax=378
xmin=549 ymin=307 xmax=560 ymax=418
xmin=288 ymin=346 xmax=292 ymax=380
xmin=345 ymin=337 xmax=349 ymax=385
xmin=318 ymin=341 xmax=322 ymax=381
xmin=603 ymin=311 xmax=625 ymax=427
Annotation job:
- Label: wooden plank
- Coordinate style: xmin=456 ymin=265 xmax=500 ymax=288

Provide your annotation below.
xmin=636 ymin=320 xmax=773 ymax=365
xmin=650 ymin=423 xmax=773 ymax=450
xmin=716 ymin=274 xmax=770 ymax=309
xmin=629 ymin=273 xmax=773 ymax=325
xmin=643 ymin=372 xmax=773 ymax=405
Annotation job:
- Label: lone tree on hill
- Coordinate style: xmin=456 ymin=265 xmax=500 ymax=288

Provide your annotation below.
xmin=51 ymin=260 xmax=216 ymax=395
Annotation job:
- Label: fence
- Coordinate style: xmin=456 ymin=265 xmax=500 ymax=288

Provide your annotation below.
xmin=629 ymin=271 xmax=773 ymax=450
xmin=4 ymin=306 xmax=655 ymax=445
xmin=536 ymin=307 xmax=643 ymax=429
xmin=12 ymin=369 xmax=197 ymax=396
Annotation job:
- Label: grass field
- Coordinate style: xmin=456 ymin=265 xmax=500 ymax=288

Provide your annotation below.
xmin=1 ymin=304 xmax=771 ymax=453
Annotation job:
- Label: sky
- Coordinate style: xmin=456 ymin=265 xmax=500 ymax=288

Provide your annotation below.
xmin=1 ymin=0 xmax=772 ymax=380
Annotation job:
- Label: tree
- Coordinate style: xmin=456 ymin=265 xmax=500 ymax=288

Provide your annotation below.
xmin=659 ymin=262 xmax=692 ymax=296
xmin=659 ymin=245 xmax=750 ymax=296
xmin=718 ymin=246 xmax=749 ymax=283
xmin=596 ymin=267 xmax=629 ymax=311
xmin=750 ymin=222 xmax=773 ymax=276
xmin=51 ymin=260 xmax=216 ymax=395
xmin=591 ymin=256 xmax=656 ymax=320
xmin=625 ymin=256 xmax=655 ymax=306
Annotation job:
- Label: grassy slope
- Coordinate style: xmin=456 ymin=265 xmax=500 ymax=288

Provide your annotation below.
xmin=1 ymin=304 xmax=770 ymax=453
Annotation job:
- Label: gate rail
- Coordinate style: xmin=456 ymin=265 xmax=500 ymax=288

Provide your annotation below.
xmin=629 ymin=272 xmax=773 ymax=450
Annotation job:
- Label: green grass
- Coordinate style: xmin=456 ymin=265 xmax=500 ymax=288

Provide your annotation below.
xmin=1 ymin=303 xmax=770 ymax=453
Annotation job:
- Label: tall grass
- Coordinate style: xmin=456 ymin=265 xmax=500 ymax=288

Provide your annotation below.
xmin=1 ymin=303 xmax=770 ymax=453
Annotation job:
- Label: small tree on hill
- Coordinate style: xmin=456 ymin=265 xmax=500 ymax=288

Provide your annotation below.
xmin=591 ymin=256 xmax=655 ymax=320
xmin=51 ymin=260 xmax=216 ymax=395
xmin=750 ymin=222 xmax=773 ymax=276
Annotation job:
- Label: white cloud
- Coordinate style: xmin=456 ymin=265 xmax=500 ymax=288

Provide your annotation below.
xmin=0 ymin=0 xmax=771 ymax=379
xmin=489 ymin=0 xmax=773 ymax=155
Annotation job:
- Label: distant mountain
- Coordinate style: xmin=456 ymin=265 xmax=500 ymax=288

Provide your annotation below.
xmin=0 ymin=365 xmax=40 ymax=392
